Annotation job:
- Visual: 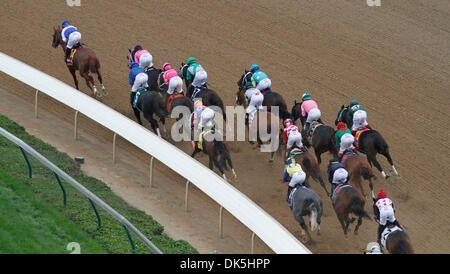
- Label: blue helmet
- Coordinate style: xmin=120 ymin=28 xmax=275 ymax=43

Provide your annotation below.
xmin=62 ymin=20 xmax=70 ymax=28
xmin=250 ymin=64 xmax=259 ymax=72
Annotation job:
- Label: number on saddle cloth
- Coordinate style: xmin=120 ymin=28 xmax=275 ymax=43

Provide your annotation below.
xmin=133 ymin=89 xmax=148 ymax=109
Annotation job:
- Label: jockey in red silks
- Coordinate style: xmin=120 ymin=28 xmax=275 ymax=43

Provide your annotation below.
xmin=283 ymin=118 xmax=306 ymax=158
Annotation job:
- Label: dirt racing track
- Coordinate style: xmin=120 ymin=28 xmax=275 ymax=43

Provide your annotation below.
xmin=0 ymin=0 xmax=449 ymax=253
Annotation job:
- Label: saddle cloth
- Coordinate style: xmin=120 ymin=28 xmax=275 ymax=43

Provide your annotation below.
xmin=331 ymin=184 xmax=352 ymax=204
xmin=381 ymin=225 xmax=403 ymax=249
xmin=166 ymin=93 xmax=183 ymax=112
xmin=133 ymin=89 xmax=148 ymax=109
xmin=340 ymin=151 xmax=358 ymax=164
xmin=354 ymin=128 xmax=370 ymax=150
xmin=198 ymin=129 xmax=214 ymax=151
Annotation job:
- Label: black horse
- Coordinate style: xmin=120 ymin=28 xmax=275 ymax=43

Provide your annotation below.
xmin=132 ymin=90 xmax=168 ymax=137
xmin=179 ymin=63 xmax=227 ymax=121
xmin=237 ymin=70 xmax=291 ymax=120
xmin=335 ymin=106 xmax=400 ymax=179
xmin=291 ymin=102 xmax=338 ymax=165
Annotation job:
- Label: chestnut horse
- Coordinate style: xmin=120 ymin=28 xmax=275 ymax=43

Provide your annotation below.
xmin=290 ymin=151 xmax=329 ymax=196
xmin=342 ymin=154 xmax=377 ymax=198
xmin=52 ymin=26 xmax=106 ymax=97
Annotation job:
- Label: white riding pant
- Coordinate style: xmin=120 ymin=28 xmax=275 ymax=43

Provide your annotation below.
xmin=287 ymin=131 xmax=303 ymax=150
xmin=339 ymin=133 xmax=355 ymax=154
xmin=289 ymin=171 xmax=306 ymax=188
xmin=256 ymin=78 xmax=271 ymax=91
xmin=192 ymin=70 xmax=207 ymax=87
xmin=167 ymin=76 xmax=183 ymax=95
xmin=246 ymin=93 xmax=264 ymax=124
xmin=379 ymin=206 xmax=396 ymax=226
xmin=306 ymin=108 xmax=321 ymax=124
xmin=131 ymin=72 xmax=149 ymax=92
xmin=352 ymin=110 xmax=368 ymax=131
xmin=198 ymin=107 xmax=215 ymax=130
xmin=67 ymin=32 xmax=81 ymax=49
xmin=139 ymin=53 xmax=153 ymax=68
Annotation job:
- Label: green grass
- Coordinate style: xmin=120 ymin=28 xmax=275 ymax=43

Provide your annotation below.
xmin=0 ymin=114 xmax=198 ymax=254
xmin=0 ymin=170 xmax=108 ymax=254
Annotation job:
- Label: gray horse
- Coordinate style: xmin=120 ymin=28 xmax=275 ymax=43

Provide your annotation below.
xmin=291 ymin=186 xmax=323 ymax=243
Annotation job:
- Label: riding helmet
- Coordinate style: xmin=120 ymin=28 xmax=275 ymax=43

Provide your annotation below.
xmin=302 ymin=92 xmax=311 ymax=101
xmin=163 ymin=62 xmax=172 ymax=71
xmin=284 ymin=118 xmax=293 ymax=127
xmin=250 ymin=64 xmax=259 ymax=72
xmin=337 ymin=122 xmax=346 ymax=129
xmin=349 ymin=100 xmax=359 ymax=107
xmin=62 ymin=20 xmax=70 ymax=28
xmin=187 ymin=57 xmax=197 ymax=65
xmin=377 ymin=189 xmax=387 ymax=199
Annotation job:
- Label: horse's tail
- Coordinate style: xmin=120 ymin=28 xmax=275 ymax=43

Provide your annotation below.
xmin=302 ymin=157 xmax=328 ymax=194
xmin=279 ymin=107 xmax=291 ymax=120
xmin=348 ymin=195 xmax=371 ymax=220
xmin=214 ymin=140 xmax=229 ymax=171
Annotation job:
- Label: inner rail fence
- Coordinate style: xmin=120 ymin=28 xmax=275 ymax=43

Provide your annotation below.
xmin=0 ymin=52 xmax=311 ymax=254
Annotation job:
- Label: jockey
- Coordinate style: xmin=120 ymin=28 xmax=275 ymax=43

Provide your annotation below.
xmin=347 ymin=100 xmax=371 ymax=135
xmin=186 ymin=57 xmax=207 ymax=89
xmin=339 ymin=133 xmax=357 ymax=160
xmin=191 ymin=99 xmax=215 ymax=142
xmin=286 ymin=170 xmax=307 ymax=208
xmin=162 ymin=62 xmax=183 ymax=95
xmin=282 ymin=118 xmax=306 ymax=158
xmin=244 ymin=87 xmax=264 ymax=125
xmin=301 ymin=93 xmax=322 ymax=140
xmin=283 ymin=158 xmax=303 ymax=183
xmin=373 ymin=189 xmax=403 ymax=245
xmin=128 ymin=61 xmax=148 ymax=108
xmin=138 ymin=50 xmax=154 ymax=71
xmin=250 ymin=64 xmax=271 ymax=92
xmin=61 ymin=20 xmax=82 ymax=64
xmin=133 ymin=46 xmax=151 ymax=66
xmin=365 ymin=242 xmax=383 ymax=254
xmin=335 ymin=122 xmax=351 ymax=150
xmin=327 ymin=158 xmax=350 ymax=197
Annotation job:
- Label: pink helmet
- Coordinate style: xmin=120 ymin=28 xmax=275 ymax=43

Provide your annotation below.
xmin=163 ymin=62 xmax=172 ymax=71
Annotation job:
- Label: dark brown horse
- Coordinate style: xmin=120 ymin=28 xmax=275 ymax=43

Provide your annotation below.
xmin=290 ymin=151 xmax=330 ymax=196
xmin=381 ymin=226 xmax=414 ymax=254
xmin=332 ymin=183 xmax=371 ymax=238
xmin=335 ymin=106 xmax=400 ymax=180
xmin=235 ymin=87 xmax=281 ymax=162
xmin=191 ymin=131 xmax=237 ymax=181
xmin=342 ymin=154 xmax=376 ymax=198
xmin=237 ymin=71 xmax=291 ymax=120
xmin=52 ymin=26 xmax=106 ymax=97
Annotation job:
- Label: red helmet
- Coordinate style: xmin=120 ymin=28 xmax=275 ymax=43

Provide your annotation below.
xmin=377 ymin=189 xmax=387 ymax=199
xmin=284 ymin=119 xmax=293 ymax=127
xmin=337 ymin=122 xmax=345 ymax=129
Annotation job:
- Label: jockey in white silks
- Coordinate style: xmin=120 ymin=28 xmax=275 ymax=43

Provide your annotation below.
xmin=338 ymin=133 xmax=356 ymax=158
xmin=61 ymin=20 xmax=82 ymax=64
xmin=352 ymin=109 xmax=369 ymax=132
xmin=244 ymin=87 xmax=264 ymax=125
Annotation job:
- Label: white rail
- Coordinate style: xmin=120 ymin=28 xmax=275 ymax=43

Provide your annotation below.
xmin=0 ymin=52 xmax=311 ymax=254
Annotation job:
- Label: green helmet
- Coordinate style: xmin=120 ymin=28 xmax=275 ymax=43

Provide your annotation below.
xmin=187 ymin=57 xmax=197 ymax=65
xmin=349 ymin=100 xmax=359 ymax=107
xmin=302 ymin=92 xmax=311 ymax=101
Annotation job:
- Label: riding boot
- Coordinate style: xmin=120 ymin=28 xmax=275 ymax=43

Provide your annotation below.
xmin=377 ymin=225 xmax=384 ymax=243
xmin=286 ymin=186 xmax=293 ymax=206
xmin=64 ymin=48 xmax=72 ymax=64
xmin=245 ymin=113 xmax=249 ymax=125
xmin=304 ymin=122 xmax=311 ymax=138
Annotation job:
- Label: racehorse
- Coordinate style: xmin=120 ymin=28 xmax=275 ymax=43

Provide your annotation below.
xmin=237 ymin=71 xmax=291 ymax=120
xmin=191 ymin=131 xmax=237 ymax=181
xmin=52 ymin=26 xmax=107 ymax=97
xmin=289 ymin=150 xmax=330 ymax=196
xmin=291 ymin=186 xmax=323 ymax=244
xmin=126 ymin=49 xmax=163 ymax=93
xmin=156 ymin=73 xmax=194 ymax=117
xmin=342 ymin=154 xmax=376 ymax=198
xmin=235 ymin=86 xmax=281 ymax=162
xmin=179 ymin=63 xmax=227 ymax=121
xmin=379 ymin=225 xmax=414 ymax=254
xmin=335 ymin=106 xmax=400 ymax=179
xmin=133 ymin=90 xmax=168 ymax=137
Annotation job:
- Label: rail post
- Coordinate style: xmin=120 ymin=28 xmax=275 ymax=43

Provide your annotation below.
xmin=74 ymin=110 xmax=79 ymax=140
xmin=88 ymin=199 xmax=102 ymax=230
xmin=19 ymin=147 xmax=32 ymax=179
xmin=149 ymin=156 xmax=154 ymax=188
xmin=185 ymin=180 xmax=190 ymax=212
xmin=112 ymin=133 xmax=117 ymax=163
xmin=54 ymin=172 xmax=67 ymax=207
xmin=34 ymin=89 xmax=39 ymax=118
xmin=219 ymin=206 xmax=224 ymax=238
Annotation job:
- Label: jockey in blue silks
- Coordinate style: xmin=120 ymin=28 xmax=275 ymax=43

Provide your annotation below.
xmin=250 ymin=64 xmax=272 ymax=93
xmin=61 ymin=20 xmax=82 ymax=64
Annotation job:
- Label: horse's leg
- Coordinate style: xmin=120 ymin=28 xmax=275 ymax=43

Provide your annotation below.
xmin=191 ymin=146 xmax=200 ymax=158
xmin=69 ymin=68 xmax=79 ymax=90
xmin=144 ymin=111 xmax=161 ymax=137
xmin=224 ymin=145 xmax=237 ymax=180
xmin=133 ymin=108 xmax=143 ymax=125
xmin=354 ymin=216 xmax=363 ymax=235
xmin=294 ymin=214 xmax=311 ymax=243
xmin=381 ymin=149 xmax=400 ymax=177
xmin=80 ymin=71 xmax=94 ymax=95
xmin=314 ymin=147 xmax=322 ymax=165
xmin=96 ymin=68 xmax=107 ymax=96
xmin=367 ymin=153 xmax=388 ymax=179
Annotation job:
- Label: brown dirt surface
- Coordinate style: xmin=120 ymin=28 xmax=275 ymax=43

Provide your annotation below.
xmin=0 ymin=0 xmax=449 ymax=254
